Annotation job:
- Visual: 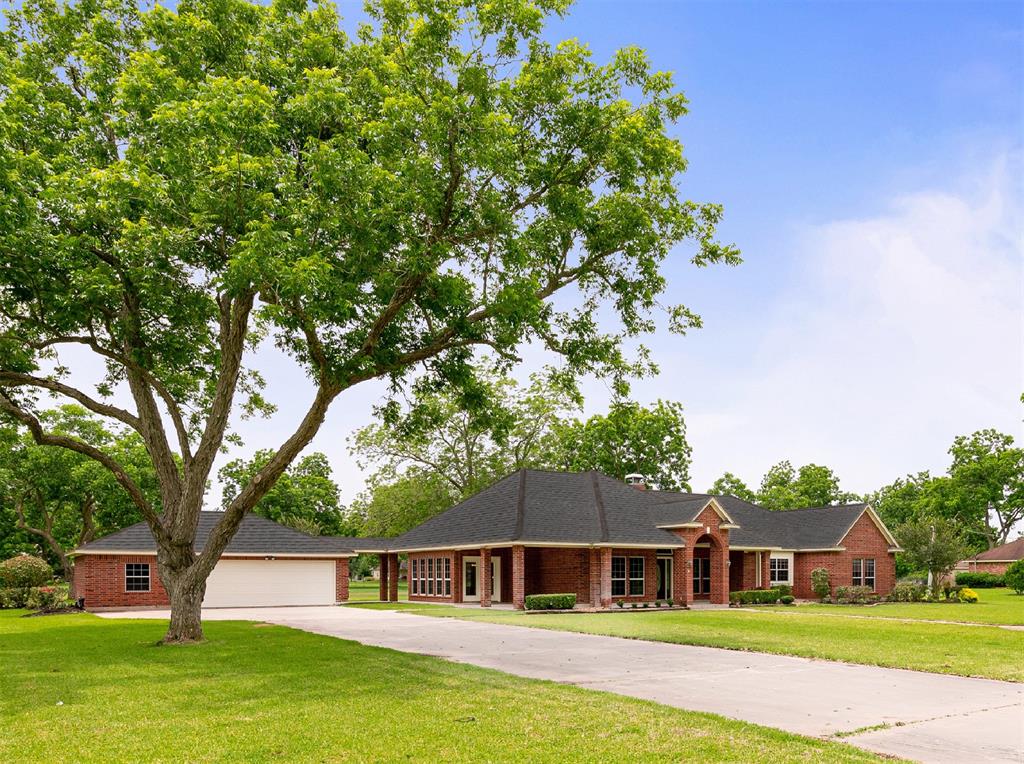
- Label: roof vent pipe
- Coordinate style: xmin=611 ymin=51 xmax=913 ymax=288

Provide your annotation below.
xmin=624 ymin=473 xmax=647 ymax=490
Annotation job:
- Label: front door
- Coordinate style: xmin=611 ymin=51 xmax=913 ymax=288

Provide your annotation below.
xmin=656 ymin=557 xmax=673 ymax=600
xmin=693 ymin=557 xmax=711 ymax=597
xmin=462 ymin=556 xmax=501 ymax=603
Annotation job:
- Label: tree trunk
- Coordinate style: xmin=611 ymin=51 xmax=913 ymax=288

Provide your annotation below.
xmin=165 ymin=580 xmax=205 ymax=643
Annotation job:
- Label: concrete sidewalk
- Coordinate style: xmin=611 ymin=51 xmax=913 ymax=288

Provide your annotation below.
xmin=101 ymin=606 xmax=1024 ymax=763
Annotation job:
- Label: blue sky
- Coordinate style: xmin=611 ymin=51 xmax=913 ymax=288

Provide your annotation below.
xmin=283 ymin=0 xmax=1021 ymax=500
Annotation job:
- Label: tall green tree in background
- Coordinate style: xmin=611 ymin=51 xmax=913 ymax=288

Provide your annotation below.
xmin=948 ymin=430 xmax=1023 ymax=548
xmin=0 ymin=0 xmax=737 ymax=641
xmin=708 ymin=461 xmax=857 ymax=509
xmin=0 ymin=406 xmax=158 ymax=583
xmin=219 ymin=451 xmax=357 ymax=536
xmin=350 ymin=363 xmax=578 ymax=497
xmin=350 ymin=469 xmax=459 ymax=539
xmin=551 ymin=399 xmax=692 ymax=490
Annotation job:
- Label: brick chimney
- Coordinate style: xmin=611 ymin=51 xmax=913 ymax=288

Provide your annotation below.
xmin=624 ymin=473 xmax=647 ymax=491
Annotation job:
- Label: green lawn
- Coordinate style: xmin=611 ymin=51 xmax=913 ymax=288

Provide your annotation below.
xmin=0 ymin=611 xmax=883 ymax=763
xmin=350 ymin=598 xmax=1024 ymax=682
xmin=347 ymin=578 xmax=408 ymax=602
xmin=766 ymin=587 xmax=1024 ymax=626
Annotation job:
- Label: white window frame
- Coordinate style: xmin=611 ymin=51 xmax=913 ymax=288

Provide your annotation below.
xmin=411 ymin=559 xmax=419 ymax=595
xmin=611 ymin=556 xmax=627 ymax=597
xmin=125 ymin=562 xmax=150 ymax=593
xmin=628 ymin=556 xmax=645 ymax=596
xmin=853 ymin=558 xmax=876 ymax=590
xmin=769 ymin=552 xmax=793 ymax=586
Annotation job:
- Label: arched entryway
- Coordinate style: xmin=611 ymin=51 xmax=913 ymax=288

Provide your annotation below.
xmin=692 ymin=533 xmax=728 ymax=604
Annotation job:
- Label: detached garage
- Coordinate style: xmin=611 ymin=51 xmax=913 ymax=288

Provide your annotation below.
xmin=71 ymin=512 xmax=355 ymax=610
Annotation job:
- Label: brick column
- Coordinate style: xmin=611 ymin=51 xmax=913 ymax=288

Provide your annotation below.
xmin=452 ymin=551 xmax=463 ymax=603
xmin=336 ymin=558 xmax=350 ymax=603
xmin=388 ymin=553 xmax=399 ymax=602
xmin=760 ymin=551 xmax=771 ymax=590
xmin=378 ymin=554 xmax=388 ymax=602
xmin=681 ymin=547 xmax=694 ymax=607
xmin=480 ymin=547 xmax=492 ymax=607
xmin=598 ymin=547 xmax=612 ymax=608
xmin=711 ymin=543 xmax=729 ymax=605
xmin=512 ymin=545 xmax=525 ymax=610
xmin=672 ymin=547 xmax=687 ymax=607
xmin=588 ymin=548 xmax=601 ymax=607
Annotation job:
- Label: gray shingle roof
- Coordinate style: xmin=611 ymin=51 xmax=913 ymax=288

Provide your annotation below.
xmin=75 ymin=511 xmax=355 ymax=556
xmin=384 ymin=470 xmax=879 ymax=552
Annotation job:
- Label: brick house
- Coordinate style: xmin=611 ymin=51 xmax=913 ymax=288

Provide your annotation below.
xmin=363 ymin=470 xmax=900 ymax=608
xmin=72 ymin=512 xmax=357 ymax=609
xmin=74 ymin=470 xmax=899 ymax=610
xmin=953 ymin=537 xmax=1024 ymax=577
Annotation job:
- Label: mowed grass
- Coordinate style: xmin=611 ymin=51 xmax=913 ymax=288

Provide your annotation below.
xmin=351 ymin=597 xmax=1024 ymax=682
xmin=0 ymin=611 xmax=883 ymax=763
xmin=766 ymin=587 xmax=1024 ymax=626
xmin=346 ymin=579 xmax=408 ymax=602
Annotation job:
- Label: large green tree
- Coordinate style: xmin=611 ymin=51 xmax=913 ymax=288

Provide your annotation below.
xmin=350 ymin=469 xmax=459 ymax=539
xmin=0 ymin=406 xmax=158 ymax=583
xmin=0 ymin=0 xmax=736 ymax=641
xmin=350 ymin=362 xmax=578 ymax=497
xmin=219 ymin=450 xmax=357 ymax=536
xmin=895 ymin=517 xmax=968 ymax=597
xmin=948 ymin=429 xmax=1023 ymax=548
xmin=551 ymin=399 xmax=692 ymax=490
xmin=708 ymin=461 xmax=858 ymax=510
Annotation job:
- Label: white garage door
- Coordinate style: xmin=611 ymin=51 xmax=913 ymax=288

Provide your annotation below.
xmin=203 ymin=559 xmax=336 ymax=608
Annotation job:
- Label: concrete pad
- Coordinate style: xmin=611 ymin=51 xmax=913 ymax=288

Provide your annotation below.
xmin=99 ymin=606 xmax=1024 ymax=763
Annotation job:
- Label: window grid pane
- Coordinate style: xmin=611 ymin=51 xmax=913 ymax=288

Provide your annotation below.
xmin=125 ymin=563 xmax=150 ymax=592
xmin=611 ymin=556 xmax=626 ymax=597
xmin=628 ymin=557 xmax=644 ymax=596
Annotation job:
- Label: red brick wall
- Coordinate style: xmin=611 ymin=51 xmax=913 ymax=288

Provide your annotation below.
xmin=524 ymin=547 xmax=590 ymax=602
xmin=335 ymin=558 xmax=349 ymax=603
xmin=956 ymin=560 xmax=1012 ymax=576
xmin=607 ymin=548 xmax=659 ymax=603
xmin=74 ymin=554 xmax=352 ymax=609
xmin=407 ymin=552 xmax=456 ymax=603
xmin=792 ymin=513 xmax=896 ymax=598
xmin=671 ymin=504 xmax=731 ymax=604
xmin=74 ymin=554 xmax=169 ymax=608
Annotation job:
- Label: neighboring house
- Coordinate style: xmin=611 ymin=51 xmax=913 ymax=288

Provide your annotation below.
xmin=358 ymin=470 xmax=900 ymax=608
xmin=954 ymin=537 xmax=1024 ymax=577
xmin=72 ymin=512 xmax=361 ymax=609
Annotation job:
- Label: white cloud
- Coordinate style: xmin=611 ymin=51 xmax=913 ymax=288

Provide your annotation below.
xmin=685 ymin=152 xmax=1023 ymax=495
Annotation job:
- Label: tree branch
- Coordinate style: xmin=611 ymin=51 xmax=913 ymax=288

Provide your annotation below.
xmin=0 ymin=371 xmax=141 ymax=430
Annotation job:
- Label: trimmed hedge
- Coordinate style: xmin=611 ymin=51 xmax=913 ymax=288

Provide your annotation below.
xmin=524 ymin=593 xmax=576 ymax=611
xmin=729 ymin=587 xmax=788 ymax=605
xmin=0 ymin=554 xmax=52 ymax=589
xmin=0 ymin=584 xmax=72 ymax=610
xmin=955 ymin=572 xmax=1005 ymax=588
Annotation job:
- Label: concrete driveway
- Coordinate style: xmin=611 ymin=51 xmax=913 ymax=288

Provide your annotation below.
xmin=101 ymin=605 xmax=1024 ymax=763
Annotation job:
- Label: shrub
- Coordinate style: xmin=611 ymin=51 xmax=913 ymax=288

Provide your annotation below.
xmin=0 ymin=588 xmax=29 ymax=608
xmin=1003 ymin=559 xmax=1024 ymax=595
xmin=0 ymin=554 xmax=52 ymax=589
xmin=631 ymin=602 xmax=637 ymax=609
xmin=889 ymin=583 xmax=927 ymax=602
xmin=955 ymin=572 xmax=1005 ymax=588
xmin=773 ymin=584 xmax=793 ymax=597
xmin=524 ymin=593 xmax=576 ymax=611
xmin=654 ymin=600 xmax=662 ymax=607
xmin=642 ymin=602 xmax=649 ymax=608
xmin=810 ymin=568 xmax=831 ymax=601
xmin=941 ymin=584 xmax=963 ymax=601
xmin=834 ymin=585 xmax=878 ymax=605
xmin=729 ymin=588 xmax=787 ymax=605
xmin=779 ymin=595 xmax=795 ymax=605
xmin=26 ymin=584 xmax=72 ymax=610
xmin=958 ymin=587 xmax=979 ymax=603
xmin=616 ymin=599 xmax=624 ymax=608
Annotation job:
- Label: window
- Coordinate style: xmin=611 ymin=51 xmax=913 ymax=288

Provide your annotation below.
xmin=125 ymin=563 xmax=150 ymax=592
xmin=852 ymin=558 xmax=875 ymax=589
xmin=628 ymin=556 xmax=645 ymax=596
xmin=413 ymin=556 xmax=451 ymax=598
xmin=769 ymin=556 xmax=790 ymax=584
xmin=611 ymin=556 xmax=627 ymax=597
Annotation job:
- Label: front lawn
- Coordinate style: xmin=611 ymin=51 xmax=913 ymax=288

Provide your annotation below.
xmin=347 ymin=578 xmax=408 ymax=602
xmin=767 ymin=587 xmax=1024 ymax=626
xmin=0 ymin=611 xmax=882 ymax=763
xmin=350 ymin=601 xmax=1024 ymax=682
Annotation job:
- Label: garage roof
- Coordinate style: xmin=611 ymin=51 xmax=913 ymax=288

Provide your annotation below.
xmin=74 ymin=511 xmax=355 ymax=557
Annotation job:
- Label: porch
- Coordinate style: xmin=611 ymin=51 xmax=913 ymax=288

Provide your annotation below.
xmin=388 ymin=543 xmax=739 ymax=609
